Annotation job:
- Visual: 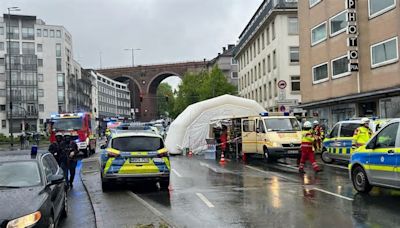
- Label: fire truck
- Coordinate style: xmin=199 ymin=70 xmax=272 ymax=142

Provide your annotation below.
xmin=48 ymin=112 xmax=96 ymax=157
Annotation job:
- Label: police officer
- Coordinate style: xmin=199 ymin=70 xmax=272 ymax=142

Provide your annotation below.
xmin=63 ymin=132 xmax=79 ymax=188
xmin=49 ymin=132 xmax=68 ymax=182
xmin=353 ymin=118 xmax=373 ymax=148
xmin=299 ymin=121 xmax=321 ymax=174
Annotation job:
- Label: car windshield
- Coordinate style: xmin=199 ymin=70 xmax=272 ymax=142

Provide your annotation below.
xmin=264 ymin=118 xmax=301 ymax=132
xmin=0 ymin=161 xmax=41 ymax=188
xmin=52 ymin=118 xmax=83 ymax=131
xmin=112 ymin=136 xmax=164 ymax=151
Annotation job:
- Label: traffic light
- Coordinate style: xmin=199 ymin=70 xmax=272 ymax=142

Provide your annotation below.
xmin=165 ymin=96 xmax=169 ymax=102
xmin=140 ymin=95 xmax=143 ymax=102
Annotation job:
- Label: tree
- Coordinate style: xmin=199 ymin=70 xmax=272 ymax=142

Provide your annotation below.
xmin=156 ymin=83 xmax=175 ymax=118
xmin=199 ymin=66 xmax=237 ymax=100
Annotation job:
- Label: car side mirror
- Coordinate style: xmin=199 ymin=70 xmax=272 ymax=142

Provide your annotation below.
xmin=100 ymin=144 xmax=107 ymax=149
xmin=256 ymin=128 xmax=260 ymax=133
xmin=48 ymin=174 xmax=64 ymax=186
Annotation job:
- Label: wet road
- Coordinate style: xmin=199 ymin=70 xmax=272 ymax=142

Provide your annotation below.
xmin=132 ymin=156 xmax=400 ymax=228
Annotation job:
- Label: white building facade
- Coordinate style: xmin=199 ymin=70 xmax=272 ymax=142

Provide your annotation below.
xmin=0 ymin=14 xmax=81 ymax=135
xmin=235 ymin=0 xmax=301 ymax=112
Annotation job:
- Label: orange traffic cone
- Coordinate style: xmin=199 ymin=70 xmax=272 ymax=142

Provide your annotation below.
xmin=219 ymin=151 xmax=226 ymax=164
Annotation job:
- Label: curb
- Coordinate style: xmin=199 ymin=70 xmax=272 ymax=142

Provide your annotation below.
xmin=80 ymin=165 xmax=102 ymax=228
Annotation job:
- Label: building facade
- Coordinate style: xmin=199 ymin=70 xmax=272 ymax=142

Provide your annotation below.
xmin=76 ymin=69 xmax=92 ymax=113
xmin=299 ymin=0 xmax=400 ymax=127
xmin=0 ymin=14 xmax=81 ymax=135
xmin=235 ymin=0 xmax=301 ymax=112
xmin=91 ymin=71 xmax=131 ymax=120
xmin=209 ymin=44 xmax=239 ymax=88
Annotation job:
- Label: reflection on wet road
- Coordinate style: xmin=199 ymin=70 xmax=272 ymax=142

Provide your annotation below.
xmin=132 ymin=156 xmax=400 ymax=228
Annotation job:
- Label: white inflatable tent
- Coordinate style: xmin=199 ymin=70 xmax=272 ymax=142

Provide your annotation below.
xmin=165 ymin=94 xmax=266 ymax=155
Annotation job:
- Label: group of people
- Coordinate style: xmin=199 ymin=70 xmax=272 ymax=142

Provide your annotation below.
xmin=48 ymin=132 xmax=79 ymax=189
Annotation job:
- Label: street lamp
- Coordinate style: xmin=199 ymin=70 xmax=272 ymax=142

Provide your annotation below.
xmin=124 ymin=48 xmax=141 ymax=67
xmin=7 ymin=7 xmax=21 ymax=147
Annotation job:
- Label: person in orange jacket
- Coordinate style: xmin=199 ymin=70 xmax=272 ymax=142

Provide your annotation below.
xmin=299 ymin=121 xmax=321 ymax=174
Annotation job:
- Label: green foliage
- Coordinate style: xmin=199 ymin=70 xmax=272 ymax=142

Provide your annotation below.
xmin=171 ymin=66 xmax=237 ymax=118
xmin=156 ymin=83 xmax=175 ymax=118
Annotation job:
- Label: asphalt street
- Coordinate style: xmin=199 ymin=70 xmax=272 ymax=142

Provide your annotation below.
xmin=74 ymin=153 xmax=400 ymax=228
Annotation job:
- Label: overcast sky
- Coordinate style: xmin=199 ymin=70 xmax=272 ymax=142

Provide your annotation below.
xmin=1 ymin=0 xmax=262 ymax=69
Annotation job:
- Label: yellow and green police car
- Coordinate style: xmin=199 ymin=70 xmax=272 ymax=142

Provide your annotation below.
xmin=100 ymin=131 xmax=170 ymax=191
xmin=321 ymin=118 xmax=391 ymax=164
xmin=349 ymin=119 xmax=400 ymax=193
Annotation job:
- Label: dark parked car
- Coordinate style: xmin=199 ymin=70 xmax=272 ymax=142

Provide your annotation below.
xmin=0 ymin=150 xmax=67 ymax=228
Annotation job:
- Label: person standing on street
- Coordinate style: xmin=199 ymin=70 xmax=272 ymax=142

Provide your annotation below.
xmin=312 ymin=121 xmax=323 ymax=152
xmin=49 ymin=132 xmax=68 ymax=182
xmin=353 ymin=118 xmax=372 ymax=148
xmin=299 ymin=121 xmax=321 ymax=174
xmin=63 ymin=132 xmax=79 ymax=189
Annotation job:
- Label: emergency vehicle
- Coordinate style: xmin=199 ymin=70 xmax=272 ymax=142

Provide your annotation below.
xmin=241 ymin=112 xmax=302 ymax=161
xmin=349 ymin=119 xmax=400 ymax=193
xmin=321 ymin=118 xmax=391 ymax=164
xmin=49 ymin=112 xmax=96 ymax=157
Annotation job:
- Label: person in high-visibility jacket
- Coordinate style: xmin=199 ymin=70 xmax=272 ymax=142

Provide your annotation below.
xmin=105 ymin=128 xmax=111 ymax=137
xmin=312 ymin=120 xmax=324 ymax=152
xmin=353 ymin=118 xmax=372 ymax=148
xmin=299 ymin=121 xmax=321 ymax=174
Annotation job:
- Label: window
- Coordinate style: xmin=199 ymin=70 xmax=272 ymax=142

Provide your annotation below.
xmin=261 ymin=32 xmax=265 ymax=49
xmin=258 ymin=63 xmax=261 ymax=79
xmin=267 ymin=55 xmax=271 ymax=72
xmin=274 ymin=78 xmax=277 ymax=97
xmin=39 ymin=104 xmax=44 ymax=112
xmin=38 ymin=89 xmax=44 ymax=97
xmin=0 ymin=27 xmax=4 ymax=35
xmin=312 ymin=62 xmax=329 ymax=83
xmin=0 ymin=73 xmax=5 ymax=81
xmin=373 ymin=123 xmax=399 ymax=148
xmin=369 ymin=0 xmax=396 ymax=18
xmin=263 ymin=59 xmax=266 ymax=75
xmin=243 ymin=120 xmax=255 ymax=132
xmin=21 ymin=27 xmax=34 ymax=40
xmin=10 ymin=42 xmax=19 ymax=55
xmin=231 ymin=58 xmax=238 ymax=65
xmin=264 ymin=84 xmax=267 ymax=100
xmin=309 ymin=0 xmax=322 ymax=7
xmin=253 ymin=43 xmax=256 ymax=58
xmin=330 ymin=11 xmax=347 ymax=36
xmin=37 ymin=44 xmax=42 ymax=52
xmin=271 ymin=21 xmax=276 ymax=40
xmin=268 ymin=81 xmax=272 ymax=99
xmin=38 ymin=59 xmax=43 ymax=67
xmin=328 ymin=124 xmax=340 ymax=138
xmin=56 ymin=30 xmax=61 ymax=38
xmin=273 ymin=50 xmax=277 ymax=69
xmin=332 ymin=55 xmax=350 ymax=78
xmin=257 ymin=38 xmax=260 ymax=54
xmin=38 ymin=74 xmax=43 ymax=82
xmin=311 ymin=22 xmax=327 ymax=46
xmin=289 ymin=47 xmax=299 ymax=64
xmin=0 ymin=89 xmax=5 ymax=97
xmin=371 ymin=37 xmax=398 ymax=68
xmin=291 ymin=76 xmax=300 ymax=92
xmin=56 ymin=58 xmax=62 ymax=71
xmin=288 ymin=17 xmax=299 ymax=35
xmin=231 ymin=72 xmax=238 ymax=79
xmin=267 ymin=26 xmax=270 ymax=44
xmin=36 ymin=29 xmax=41 ymax=37
xmin=50 ymin=30 xmax=54 ymax=38
xmin=43 ymin=29 xmax=48 ymax=37
xmin=340 ymin=123 xmax=360 ymax=137
xmin=0 ymin=42 xmax=3 ymax=51
xmin=0 ymin=105 xmax=5 ymax=111
xmin=1 ymin=120 xmax=6 ymax=128
xmin=22 ymin=42 xmax=35 ymax=55
xmin=58 ymin=89 xmax=65 ymax=101
xmin=56 ymin=44 xmax=61 ymax=57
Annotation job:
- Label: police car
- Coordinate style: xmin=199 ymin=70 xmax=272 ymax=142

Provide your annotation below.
xmin=349 ymin=119 xmax=400 ymax=193
xmin=321 ymin=118 xmax=391 ymax=164
xmin=100 ymin=131 xmax=170 ymax=191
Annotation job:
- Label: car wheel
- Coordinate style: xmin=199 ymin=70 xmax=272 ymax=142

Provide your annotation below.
xmin=159 ymin=178 xmax=170 ymax=190
xmin=101 ymin=180 xmax=111 ymax=192
xmin=61 ymin=192 xmax=68 ymax=218
xmin=48 ymin=216 xmax=55 ymax=228
xmin=321 ymin=150 xmax=333 ymax=164
xmin=352 ymin=166 xmax=372 ymax=193
xmin=263 ymin=147 xmax=277 ymax=163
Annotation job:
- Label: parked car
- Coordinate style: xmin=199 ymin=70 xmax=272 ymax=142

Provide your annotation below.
xmin=0 ymin=150 xmax=67 ymax=228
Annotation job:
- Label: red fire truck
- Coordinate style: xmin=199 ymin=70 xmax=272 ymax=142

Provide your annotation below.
xmin=49 ymin=112 xmax=96 ymax=157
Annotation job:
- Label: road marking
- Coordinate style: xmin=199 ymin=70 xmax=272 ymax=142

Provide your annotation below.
xmin=171 ymin=168 xmax=182 ymax=177
xmin=245 ymin=165 xmax=300 ymax=183
xmin=196 ymin=193 xmax=215 ymax=208
xmin=313 ymin=188 xmax=353 ymax=201
xmin=199 ymin=162 xmax=219 ymax=173
xmin=127 ymin=192 xmax=178 ymax=227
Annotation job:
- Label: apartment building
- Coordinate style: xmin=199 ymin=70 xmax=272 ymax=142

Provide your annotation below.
xmin=299 ymin=0 xmax=400 ymax=127
xmin=0 ymin=14 xmax=79 ymax=135
xmin=209 ymin=44 xmax=239 ymax=88
xmin=235 ymin=0 xmax=301 ymax=112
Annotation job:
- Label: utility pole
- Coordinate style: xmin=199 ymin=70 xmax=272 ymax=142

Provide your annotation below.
xmin=124 ymin=48 xmax=141 ymax=67
xmin=7 ymin=7 xmax=21 ymax=147
xmin=99 ymin=51 xmax=102 ymax=69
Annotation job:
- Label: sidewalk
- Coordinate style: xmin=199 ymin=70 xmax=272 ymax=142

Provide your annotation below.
xmin=80 ymin=154 xmax=171 ymax=228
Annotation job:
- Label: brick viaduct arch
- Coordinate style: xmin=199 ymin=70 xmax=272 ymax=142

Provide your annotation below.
xmin=97 ymin=61 xmax=208 ymax=121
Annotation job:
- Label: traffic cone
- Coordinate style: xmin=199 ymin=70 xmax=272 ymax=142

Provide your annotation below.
xmin=188 ymin=150 xmax=193 ymax=157
xmin=219 ymin=151 xmax=226 ymax=164
xmin=242 ymin=152 xmax=247 ymax=163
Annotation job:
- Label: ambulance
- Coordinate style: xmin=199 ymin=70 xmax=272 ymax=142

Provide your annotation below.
xmin=241 ymin=112 xmax=302 ymax=161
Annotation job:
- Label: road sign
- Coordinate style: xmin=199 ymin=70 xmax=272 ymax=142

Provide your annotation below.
xmin=279 ymin=105 xmax=286 ymax=112
xmin=277 ymin=80 xmax=287 ymax=89
xmin=276 ymin=99 xmax=298 ymax=106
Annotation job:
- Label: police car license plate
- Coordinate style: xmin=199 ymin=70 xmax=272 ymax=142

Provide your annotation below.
xmin=287 ymin=150 xmax=298 ymax=154
xmin=130 ymin=158 xmax=149 ymax=163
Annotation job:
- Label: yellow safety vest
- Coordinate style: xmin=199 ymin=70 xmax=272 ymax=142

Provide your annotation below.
xmin=302 ymin=130 xmax=314 ymax=145
xmin=353 ymin=126 xmax=372 ymax=146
